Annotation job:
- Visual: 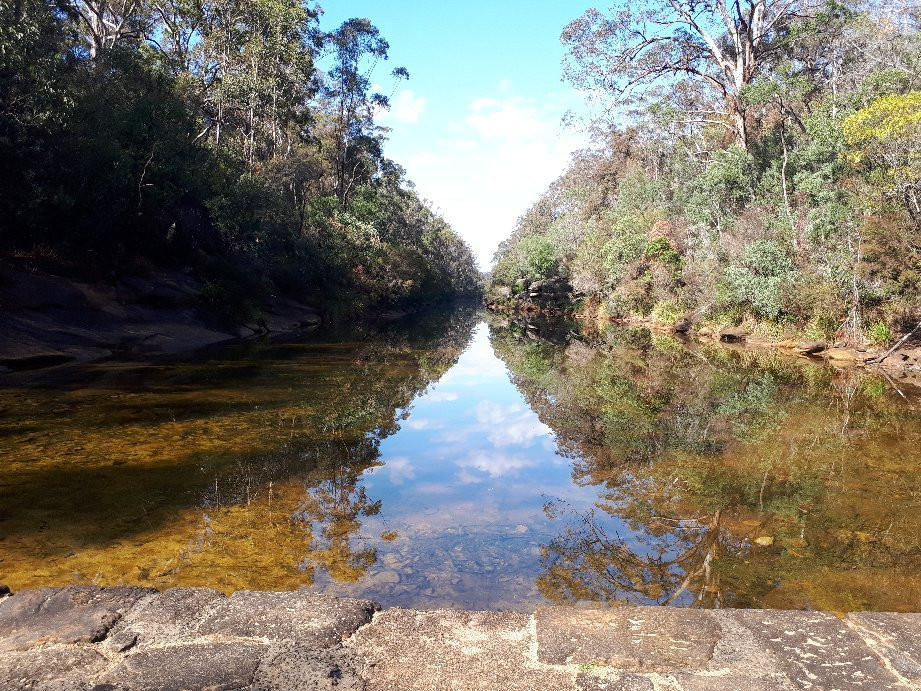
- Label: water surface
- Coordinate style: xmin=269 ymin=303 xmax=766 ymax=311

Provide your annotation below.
xmin=2 ymin=308 xmax=920 ymax=612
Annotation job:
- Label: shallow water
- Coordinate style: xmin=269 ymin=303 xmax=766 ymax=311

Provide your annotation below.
xmin=2 ymin=308 xmax=920 ymax=612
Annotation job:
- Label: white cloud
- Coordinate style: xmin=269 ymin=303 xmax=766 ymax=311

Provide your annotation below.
xmin=401 ymin=86 xmax=587 ymax=267
xmin=457 ymin=452 xmax=536 ymax=478
xmin=474 ymin=400 xmax=552 ymax=447
xmin=421 ymin=390 xmax=459 ymax=403
xmin=379 ymin=89 xmax=427 ymax=124
xmin=405 ymin=418 xmax=444 ymax=430
xmin=373 ymin=457 xmax=415 ymax=485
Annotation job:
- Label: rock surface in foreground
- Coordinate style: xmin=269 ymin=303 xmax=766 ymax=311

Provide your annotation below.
xmin=1 ymin=586 xmax=920 ymax=690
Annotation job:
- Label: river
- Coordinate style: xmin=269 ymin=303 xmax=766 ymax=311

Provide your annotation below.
xmin=2 ymin=306 xmax=920 ymax=613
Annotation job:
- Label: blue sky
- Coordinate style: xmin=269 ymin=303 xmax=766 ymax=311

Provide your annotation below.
xmin=318 ymin=1 xmax=591 ymax=267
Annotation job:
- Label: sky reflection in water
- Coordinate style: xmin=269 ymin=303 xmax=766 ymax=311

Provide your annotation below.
xmin=318 ymin=323 xmax=612 ymax=610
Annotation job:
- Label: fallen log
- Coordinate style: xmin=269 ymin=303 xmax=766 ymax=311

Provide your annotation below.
xmin=866 ymin=319 xmax=921 ymax=364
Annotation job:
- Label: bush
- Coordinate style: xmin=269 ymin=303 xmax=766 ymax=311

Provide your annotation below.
xmin=602 ymin=213 xmax=648 ymax=285
xmin=865 ymin=320 xmax=892 ymax=345
xmin=650 ymin=300 xmax=684 ymax=324
xmin=722 ymin=240 xmax=798 ymax=320
xmin=519 ymin=235 xmax=560 ymax=278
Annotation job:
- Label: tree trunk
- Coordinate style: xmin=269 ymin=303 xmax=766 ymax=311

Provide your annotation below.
xmin=732 ymin=102 xmax=748 ymax=149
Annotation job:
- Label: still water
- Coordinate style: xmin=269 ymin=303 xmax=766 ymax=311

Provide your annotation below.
xmin=2 ymin=307 xmax=920 ymax=612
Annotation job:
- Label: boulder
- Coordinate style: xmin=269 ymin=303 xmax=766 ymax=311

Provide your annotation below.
xmin=717 ymin=327 xmax=749 ymax=343
xmin=794 ymin=340 xmax=827 ymax=355
xmin=822 ymin=347 xmax=858 ymax=362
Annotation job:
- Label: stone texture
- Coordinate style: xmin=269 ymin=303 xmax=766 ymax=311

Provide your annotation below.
xmin=847 ymin=611 xmax=921 ymax=685
xmin=0 ymin=645 xmax=109 ymax=690
xmin=0 ymin=586 xmax=154 ymax=652
xmin=705 ymin=610 xmax=797 ymax=689
xmin=3 ymin=586 xmax=917 ymax=691
xmin=663 ymin=673 xmax=792 ymax=690
xmin=250 ymin=644 xmax=366 ymax=690
xmin=535 ymin=606 xmax=721 ymax=671
xmin=198 ymin=590 xmax=378 ymax=647
xmin=733 ymin=609 xmax=906 ymax=689
xmin=347 ymin=608 xmax=574 ymax=691
xmin=103 ymin=586 xmax=225 ymax=652
xmin=99 ymin=640 xmax=268 ymax=691
xmin=575 ymin=672 xmax=655 ymax=690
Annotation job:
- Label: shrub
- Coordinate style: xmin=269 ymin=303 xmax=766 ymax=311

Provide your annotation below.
xmin=519 ymin=235 xmax=559 ymax=278
xmin=650 ymin=300 xmax=684 ymax=324
xmin=722 ymin=240 xmax=798 ymax=320
xmin=865 ymin=320 xmax=892 ymax=345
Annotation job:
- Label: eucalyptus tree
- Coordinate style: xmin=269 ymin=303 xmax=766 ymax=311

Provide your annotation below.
xmin=70 ymin=0 xmax=149 ymax=57
xmin=323 ymin=18 xmax=407 ymax=206
xmin=562 ymin=0 xmax=829 ymax=149
xmin=187 ymin=0 xmax=318 ymax=167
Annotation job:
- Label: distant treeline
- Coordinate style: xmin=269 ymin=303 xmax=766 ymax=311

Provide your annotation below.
xmin=489 ymin=1 xmax=920 ymax=346
xmin=0 ymin=0 xmax=480 ymax=316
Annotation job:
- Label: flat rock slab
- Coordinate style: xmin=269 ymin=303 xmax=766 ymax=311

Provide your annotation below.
xmin=847 ymin=612 xmax=921 ymax=685
xmin=0 ymin=645 xmax=109 ymax=689
xmin=536 ymin=606 xmax=721 ymax=671
xmin=99 ymin=640 xmax=268 ymax=691
xmin=732 ymin=609 xmax=908 ymax=690
xmin=347 ymin=608 xmax=574 ymax=691
xmin=198 ymin=590 xmax=378 ymax=647
xmin=0 ymin=586 xmax=154 ymax=652
xmin=575 ymin=672 xmax=655 ymax=690
xmin=104 ymin=586 xmax=225 ymax=652
xmin=250 ymin=644 xmax=366 ymax=691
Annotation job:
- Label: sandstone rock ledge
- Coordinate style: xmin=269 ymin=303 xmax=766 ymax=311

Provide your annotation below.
xmin=1 ymin=586 xmax=920 ymax=690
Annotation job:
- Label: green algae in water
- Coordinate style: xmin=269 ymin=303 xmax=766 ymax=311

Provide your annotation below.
xmin=2 ymin=307 xmax=921 ymax=613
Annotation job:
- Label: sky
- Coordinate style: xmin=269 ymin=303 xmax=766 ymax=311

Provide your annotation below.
xmin=318 ymin=1 xmax=592 ymax=268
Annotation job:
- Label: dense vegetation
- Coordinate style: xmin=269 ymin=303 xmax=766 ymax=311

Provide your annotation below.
xmin=489 ymin=1 xmax=920 ymax=346
xmin=0 ymin=0 xmax=479 ymax=318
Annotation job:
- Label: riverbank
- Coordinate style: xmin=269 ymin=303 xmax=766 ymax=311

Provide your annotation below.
xmin=488 ymin=302 xmax=921 ymax=389
xmin=0 ymin=262 xmax=459 ymax=374
xmin=0 ymin=261 xmax=326 ymax=373
xmin=1 ymin=585 xmax=919 ymax=689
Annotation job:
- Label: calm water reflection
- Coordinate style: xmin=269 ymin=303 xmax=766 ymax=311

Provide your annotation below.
xmin=2 ymin=308 xmax=920 ymax=612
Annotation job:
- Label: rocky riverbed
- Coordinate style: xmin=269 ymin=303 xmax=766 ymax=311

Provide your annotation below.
xmin=1 ymin=585 xmax=919 ymax=690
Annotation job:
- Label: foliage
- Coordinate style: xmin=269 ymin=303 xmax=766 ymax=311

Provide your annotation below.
xmin=489 ymin=1 xmax=920 ymax=339
xmin=723 ymin=241 xmax=798 ymax=320
xmin=843 ymin=91 xmax=921 ymax=225
xmin=865 ymin=320 xmax=892 ymax=346
xmin=0 ymin=0 xmax=479 ymax=318
xmin=519 ymin=235 xmax=559 ymax=278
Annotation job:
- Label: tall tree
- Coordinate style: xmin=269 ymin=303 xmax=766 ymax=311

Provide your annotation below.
xmin=71 ymin=0 xmax=148 ymax=57
xmin=562 ymin=0 xmax=827 ymax=148
xmin=324 ymin=18 xmax=407 ymax=206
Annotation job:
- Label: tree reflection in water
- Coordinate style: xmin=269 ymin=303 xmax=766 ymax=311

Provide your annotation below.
xmin=489 ymin=314 xmax=921 ymax=611
xmin=292 ymin=441 xmax=383 ymax=582
xmin=539 ymin=500 xmax=725 ymax=607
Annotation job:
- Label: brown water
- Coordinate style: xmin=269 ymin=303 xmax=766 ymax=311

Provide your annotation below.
xmin=2 ymin=307 xmax=920 ymax=612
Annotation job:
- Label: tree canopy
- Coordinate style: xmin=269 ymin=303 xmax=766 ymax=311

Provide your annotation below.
xmin=0 ymin=0 xmax=480 ymax=317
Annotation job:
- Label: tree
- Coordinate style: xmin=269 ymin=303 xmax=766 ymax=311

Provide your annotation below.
xmin=843 ymin=91 xmax=921 ymax=226
xmin=324 ymin=18 xmax=407 ymax=206
xmin=70 ymin=0 xmax=149 ymax=58
xmin=185 ymin=0 xmax=318 ymax=166
xmin=562 ymin=0 xmax=826 ymax=149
